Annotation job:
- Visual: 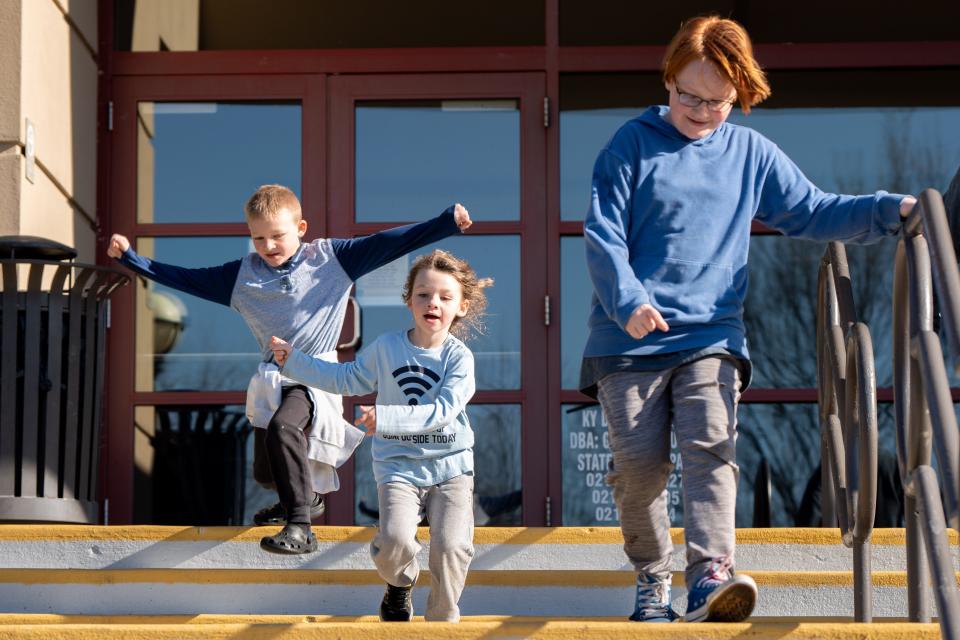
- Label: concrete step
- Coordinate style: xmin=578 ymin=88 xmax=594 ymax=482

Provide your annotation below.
xmin=0 ymin=616 xmax=944 ymax=639
xmin=0 ymin=525 xmax=954 ymax=620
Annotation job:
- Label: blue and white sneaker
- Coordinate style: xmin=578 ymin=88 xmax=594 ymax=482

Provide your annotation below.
xmin=628 ymin=572 xmax=678 ymax=622
xmin=685 ymin=556 xmax=757 ymax=622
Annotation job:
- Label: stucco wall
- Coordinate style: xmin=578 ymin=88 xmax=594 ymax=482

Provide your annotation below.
xmin=0 ymin=1 xmax=21 ymax=236
xmin=17 ymin=0 xmax=98 ymax=260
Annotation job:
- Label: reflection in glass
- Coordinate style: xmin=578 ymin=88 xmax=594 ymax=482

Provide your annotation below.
xmin=354 ymin=404 xmax=522 ymax=526
xmin=134 ymin=237 xmax=259 ymax=392
xmin=354 ymin=235 xmax=521 ymax=390
xmin=356 ymin=101 xmax=520 ymax=222
xmin=136 ymin=102 xmax=301 ymax=224
xmin=561 ymin=237 xmax=591 ymax=389
xmin=132 ymin=404 xmax=268 ymax=525
xmin=736 ymin=402 xmax=902 ymax=527
xmin=728 ymin=108 xmax=960 ymax=198
xmin=560 ymin=403 xmax=683 ymax=527
xmin=745 ymin=236 xmax=906 ymax=389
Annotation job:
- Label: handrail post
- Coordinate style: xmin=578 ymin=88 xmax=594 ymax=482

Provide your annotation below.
xmin=816 ymin=242 xmax=877 ymax=622
xmin=893 ymin=188 xmax=960 ymax=638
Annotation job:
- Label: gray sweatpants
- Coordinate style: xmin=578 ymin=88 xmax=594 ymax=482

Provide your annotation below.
xmin=371 ymin=474 xmax=475 ymax=622
xmin=596 ymin=356 xmax=741 ymax=587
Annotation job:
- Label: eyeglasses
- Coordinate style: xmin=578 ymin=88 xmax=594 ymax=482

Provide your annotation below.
xmin=674 ymin=83 xmax=736 ymax=112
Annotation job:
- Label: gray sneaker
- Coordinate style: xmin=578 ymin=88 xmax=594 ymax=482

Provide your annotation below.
xmin=629 ymin=572 xmax=678 ymax=622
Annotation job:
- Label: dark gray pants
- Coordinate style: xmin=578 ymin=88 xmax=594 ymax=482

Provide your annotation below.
xmin=252 ymin=385 xmax=314 ymax=525
xmin=597 ymin=356 xmax=741 ymax=587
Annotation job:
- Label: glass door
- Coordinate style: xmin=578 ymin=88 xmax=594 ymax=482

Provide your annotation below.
xmin=326 ymin=73 xmax=548 ymax=525
xmin=105 ymin=74 xmax=324 ymax=524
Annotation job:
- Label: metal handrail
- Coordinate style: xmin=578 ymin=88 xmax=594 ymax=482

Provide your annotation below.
xmin=816 ymin=241 xmax=878 ymax=622
xmin=893 ymin=188 xmax=960 ymax=637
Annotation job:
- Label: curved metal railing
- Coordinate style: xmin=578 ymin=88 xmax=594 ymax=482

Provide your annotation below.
xmin=816 ymin=242 xmax=878 ymax=622
xmin=893 ymin=188 xmax=960 ymax=636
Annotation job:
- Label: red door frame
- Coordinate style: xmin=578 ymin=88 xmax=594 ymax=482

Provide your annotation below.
xmin=104 ymin=74 xmax=325 ymax=524
xmin=325 ymin=72 xmax=550 ymax=525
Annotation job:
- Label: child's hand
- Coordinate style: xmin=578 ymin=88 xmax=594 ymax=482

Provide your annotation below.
xmin=355 ymin=405 xmax=377 ymax=435
xmin=899 ymin=195 xmax=917 ymax=219
xmin=107 ymin=234 xmax=130 ymax=259
xmin=270 ymin=335 xmax=293 ymax=367
xmin=453 ymin=203 xmax=472 ymax=231
xmin=625 ymin=303 xmax=669 ymax=340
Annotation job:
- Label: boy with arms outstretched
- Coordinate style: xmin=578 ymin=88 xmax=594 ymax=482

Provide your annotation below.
xmin=108 ymin=185 xmax=471 ymax=554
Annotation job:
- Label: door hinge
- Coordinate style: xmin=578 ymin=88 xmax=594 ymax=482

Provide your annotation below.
xmin=545 ymin=496 xmax=552 ymax=527
xmin=107 ymin=101 xmax=114 ymax=131
xmin=544 ymin=295 xmax=551 ymax=326
xmin=543 ymin=96 xmax=550 ymax=128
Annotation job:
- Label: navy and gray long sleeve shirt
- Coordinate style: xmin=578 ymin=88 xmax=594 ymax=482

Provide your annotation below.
xmin=116 ymin=206 xmax=463 ymax=363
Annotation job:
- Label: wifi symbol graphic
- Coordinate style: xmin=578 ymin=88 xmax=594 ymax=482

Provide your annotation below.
xmin=392 ymin=365 xmax=441 ymax=405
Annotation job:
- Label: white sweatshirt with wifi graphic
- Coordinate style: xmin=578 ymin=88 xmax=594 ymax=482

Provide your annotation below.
xmin=281 ymin=330 xmax=476 ymax=487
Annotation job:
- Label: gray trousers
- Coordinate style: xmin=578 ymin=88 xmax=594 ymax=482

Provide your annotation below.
xmin=371 ymin=474 xmax=475 ymax=622
xmin=597 ymin=356 xmax=741 ymax=587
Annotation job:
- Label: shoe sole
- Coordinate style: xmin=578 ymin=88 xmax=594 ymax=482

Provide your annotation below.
xmin=686 ymin=578 xmax=757 ymax=623
xmin=258 ymin=537 xmax=319 ymax=555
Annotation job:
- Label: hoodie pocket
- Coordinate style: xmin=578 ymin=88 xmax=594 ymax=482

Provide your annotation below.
xmin=643 ymin=257 xmax=735 ymax=322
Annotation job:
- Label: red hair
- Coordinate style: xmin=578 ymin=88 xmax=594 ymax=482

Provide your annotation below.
xmin=662 ymin=16 xmax=771 ymax=113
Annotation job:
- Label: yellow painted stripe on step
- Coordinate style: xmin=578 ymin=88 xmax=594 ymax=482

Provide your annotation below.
xmin=0 ymin=614 xmax=917 ymax=625
xmin=0 ymin=526 xmax=953 ymax=546
xmin=0 ymin=621 xmax=943 ymax=640
xmin=0 ymin=569 xmax=951 ymax=588
xmin=0 ymin=615 xmax=642 ymax=624
xmin=0 ymin=526 xmax=377 ymax=543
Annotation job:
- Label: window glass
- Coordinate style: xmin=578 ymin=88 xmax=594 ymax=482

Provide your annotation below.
xmin=356 ymin=101 xmax=520 ymax=222
xmin=133 ymin=236 xmax=258 ymax=392
xmin=736 ymin=403 xmax=903 ymax=527
xmin=132 ymin=404 xmax=271 ymax=525
xmin=560 ymin=237 xmax=590 ymax=389
xmin=561 ymin=403 xmax=683 ymax=526
xmin=136 ymin=102 xmax=301 ymax=224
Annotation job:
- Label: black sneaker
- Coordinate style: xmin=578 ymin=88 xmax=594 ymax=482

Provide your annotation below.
xmin=253 ymin=493 xmax=325 ymax=526
xmin=379 ymin=583 xmax=413 ymax=621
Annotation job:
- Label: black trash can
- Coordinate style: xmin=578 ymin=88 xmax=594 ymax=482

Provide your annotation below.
xmin=150 ymin=405 xmax=253 ymax=526
xmin=0 ymin=236 xmax=129 ymax=523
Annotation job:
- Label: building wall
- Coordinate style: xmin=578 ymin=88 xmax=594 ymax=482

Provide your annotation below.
xmin=0 ymin=1 xmax=22 ymax=236
xmin=5 ymin=0 xmax=99 ymax=259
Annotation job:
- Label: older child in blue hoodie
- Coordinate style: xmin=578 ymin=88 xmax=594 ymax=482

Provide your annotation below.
xmin=271 ymin=249 xmax=491 ymax=622
xmin=580 ymin=16 xmax=916 ymax=624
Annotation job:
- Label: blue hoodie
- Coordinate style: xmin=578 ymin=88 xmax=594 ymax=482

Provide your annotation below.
xmin=583 ymin=105 xmax=905 ymax=367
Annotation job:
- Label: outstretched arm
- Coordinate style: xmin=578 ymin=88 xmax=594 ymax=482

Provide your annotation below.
xmin=330 ymin=204 xmax=471 ymax=281
xmin=107 ymin=234 xmax=240 ymax=306
xmin=755 ymin=145 xmax=911 ymax=244
xmin=276 ymin=336 xmax=379 ymax=397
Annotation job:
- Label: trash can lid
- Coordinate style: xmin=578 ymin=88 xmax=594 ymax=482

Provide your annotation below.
xmin=0 ymin=236 xmax=77 ymax=260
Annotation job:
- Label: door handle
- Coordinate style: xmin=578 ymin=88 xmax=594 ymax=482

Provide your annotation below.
xmin=337 ymin=295 xmax=361 ymax=350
